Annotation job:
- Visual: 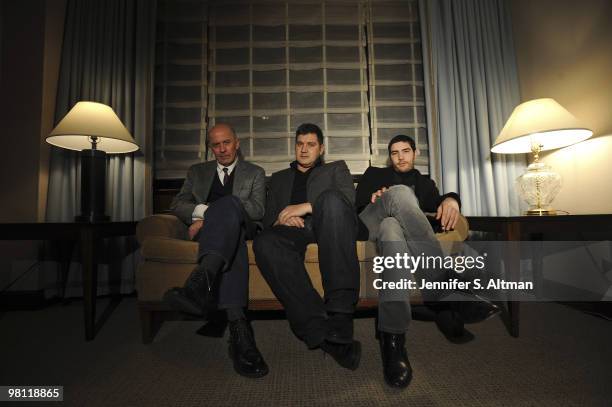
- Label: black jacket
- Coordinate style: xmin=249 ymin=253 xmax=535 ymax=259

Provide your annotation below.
xmin=355 ymin=166 xmax=461 ymax=239
xmin=263 ymin=160 xmax=355 ymax=229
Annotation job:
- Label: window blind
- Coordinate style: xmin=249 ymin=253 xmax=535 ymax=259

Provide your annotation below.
xmin=208 ymin=0 xmax=371 ymax=174
xmin=366 ymin=0 xmax=428 ymax=172
xmin=154 ymin=0 xmax=429 ymax=178
xmin=154 ymin=0 xmax=210 ymax=179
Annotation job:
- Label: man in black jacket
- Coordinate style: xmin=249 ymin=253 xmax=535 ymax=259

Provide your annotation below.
xmin=253 ymin=123 xmax=362 ymax=370
xmin=356 ymin=134 xmax=499 ymax=389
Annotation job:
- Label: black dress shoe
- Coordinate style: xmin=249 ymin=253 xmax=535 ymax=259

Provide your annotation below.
xmin=228 ymin=319 xmax=269 ymax=378
xmin=163 ymin=263 xmax=217 ymax=317
xmin=325 ymin=312 xmax=353 ymax=344
xmin=378 ymin=332 xmax=412 ymax=389
xmin=320 ymin=340 xmax=361 ymax=370
xmin=196 ymin=310 xmax=228 ymax=337
xmin=434 ymin=309 xmax=475 ymax=344
xmin=452 ymin=298 xmax=501 ymax=324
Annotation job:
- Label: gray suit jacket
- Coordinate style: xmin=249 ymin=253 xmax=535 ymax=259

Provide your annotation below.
xmin=171 ymin=159 xmax=266 ymax=227
xmin=263 ymin=160 xmax=355 ymax=228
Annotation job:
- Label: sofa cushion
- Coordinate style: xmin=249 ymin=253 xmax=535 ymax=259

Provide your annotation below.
xmin=247 ymin=240 xmax=376 ymax=263
xmin=136 ymin=261 xmax=326 ymax=302
xmin=141 ymin=237 xmax=199 ymax=264
xmin=142 ymin=238 xmax=378 ymax=264
xmin=136 ymin=258 xmax=423 ymax=303
xmin=136 ymin=213 xmax=188 ymax=244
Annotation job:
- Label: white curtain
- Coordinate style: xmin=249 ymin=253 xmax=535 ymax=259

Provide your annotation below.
xmin=420 ymin=0 xmax=526 ymax=216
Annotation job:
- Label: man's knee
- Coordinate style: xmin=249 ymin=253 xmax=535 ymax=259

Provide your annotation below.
xmin=314 ymin=189 xmax=351 ymax=214
xmin=378 ymin=217 xmax=403 ymax=241
xmin=385 ymin=185 xmax=418 ymax=207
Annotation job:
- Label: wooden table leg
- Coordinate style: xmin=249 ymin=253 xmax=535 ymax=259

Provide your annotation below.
xmin=58 ymin=240 xmax=76 ymax=299
xmin=532 ymin=238 xmax=544 ymax=299
xmin=80 ymin=226 xmax=97 ymax=341
xmin=504 ymin=222 xmax=521 ymax=337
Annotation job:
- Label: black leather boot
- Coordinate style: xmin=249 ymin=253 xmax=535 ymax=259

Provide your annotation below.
xmin=378 ymin=332 xmax=412 ymax=389
xmin=320 ymin=340 xmax=361 ymax=370
xmin=163 ymin=262 xmax=217 ymax=317
xmin=451 ymin=298 xmax=501 ymax=324
xmin=326 ymin=312 xmax=354 ymax=344
xmin=434 ymin=308 xmax=475 ymax=344
xmin=228 ymin=319 xmax=269 ymax=378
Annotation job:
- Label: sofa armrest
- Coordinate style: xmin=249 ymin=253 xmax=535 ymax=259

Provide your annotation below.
xmin=434 ymin=214 xmax=469 ymax=242
xmin=136 ymin=214 xmax=189 ymax=245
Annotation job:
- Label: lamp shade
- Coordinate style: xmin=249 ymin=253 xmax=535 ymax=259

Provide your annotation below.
xmin=491 ymin=98 xmax=592 ymax=154
xmin=47 ymin=101 xmax=139 ymax=153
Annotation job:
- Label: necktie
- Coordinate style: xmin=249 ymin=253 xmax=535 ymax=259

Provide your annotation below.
xmin=222 ymin=167 xmax=229 ymax=186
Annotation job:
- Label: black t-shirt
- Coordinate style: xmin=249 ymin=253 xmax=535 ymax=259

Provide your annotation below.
xmin=396 ymin=168 xmax=418 ymax=190
xmin=290 ymin=168 xmax=311 ymax=205
xmin=289 ymin=160 xmax=321 ymax=205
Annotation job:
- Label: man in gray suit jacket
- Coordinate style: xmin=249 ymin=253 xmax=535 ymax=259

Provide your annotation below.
xmin=253 ymin=123 xmax=361 ymax=371
xmin=165 ymin=123 xmax=268 ymax=378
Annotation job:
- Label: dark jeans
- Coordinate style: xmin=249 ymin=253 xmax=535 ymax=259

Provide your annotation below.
xmin=253 ymin=190 xmax=360 ymax=348
xmin=197 ymin=195 xmax=251 ymax=310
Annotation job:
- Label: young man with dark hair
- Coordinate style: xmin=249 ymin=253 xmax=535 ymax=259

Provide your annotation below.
xmin=355 ymin=134 xmax=500 ymax=389
xmin=253 ymin=123 xmax=362 ymax=370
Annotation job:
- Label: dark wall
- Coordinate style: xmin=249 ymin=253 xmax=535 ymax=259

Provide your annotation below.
xmin=0 ymin=0 xmax=46 ymax=222
xmin=0 ymin=1 xmax=3 ymax=90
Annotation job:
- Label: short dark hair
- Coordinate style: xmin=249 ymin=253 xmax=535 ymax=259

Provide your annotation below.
xmin=295 ymin=123 xmax=324 ymax=145
xmin=387 ymin=134 xmax=416 ymax=155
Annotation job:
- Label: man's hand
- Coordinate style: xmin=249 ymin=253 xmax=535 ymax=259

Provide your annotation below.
xmin=436 ymin=197 xmax=460 ymax=231
xmin=275 ymin=216 xmax=305 ymax=228
xmin=370 ymin=187 xmax=389 ymax=203
xmin=188 ymin=219 xmax=204 ymax=240
xmin=277 ymin=203 xmax=312 ymax=225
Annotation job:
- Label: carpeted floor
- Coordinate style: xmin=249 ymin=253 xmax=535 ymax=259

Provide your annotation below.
xmin=0 ymin=298 xmax=611 ymax=406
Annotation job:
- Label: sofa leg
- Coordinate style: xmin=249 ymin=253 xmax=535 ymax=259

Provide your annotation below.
xmin=140 ymin=307 xmax=163 ymax=344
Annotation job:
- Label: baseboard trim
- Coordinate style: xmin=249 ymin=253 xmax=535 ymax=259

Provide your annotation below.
xmin=558 ymin=301 xmax=612 ymax=320
xmin=0 ymin=290 xmax=48 ymax=310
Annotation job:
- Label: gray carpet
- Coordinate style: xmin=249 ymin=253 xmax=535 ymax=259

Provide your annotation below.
xmin=0 ymin=298 xmax=611 ymax=406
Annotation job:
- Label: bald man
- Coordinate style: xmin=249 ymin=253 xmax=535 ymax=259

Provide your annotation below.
xmin=165 ymin=123 xmax=268 ymax=378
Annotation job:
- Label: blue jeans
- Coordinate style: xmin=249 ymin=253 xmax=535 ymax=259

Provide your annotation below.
xmin=359 ymin=185 xmax=450 ymax=333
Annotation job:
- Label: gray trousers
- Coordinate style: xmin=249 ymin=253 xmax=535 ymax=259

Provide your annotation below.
xmin=359 ymin=185 xmax=447 ymax=334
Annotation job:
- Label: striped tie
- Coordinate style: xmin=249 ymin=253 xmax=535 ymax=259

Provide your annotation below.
xmin=222 ymin=167 xmax=229 ymax=186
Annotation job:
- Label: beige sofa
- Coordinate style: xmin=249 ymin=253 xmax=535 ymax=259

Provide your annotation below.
xmin=135 ymin=214 xmax=469 ymax=343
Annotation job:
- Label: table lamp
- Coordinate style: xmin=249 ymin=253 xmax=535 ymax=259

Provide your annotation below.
xmin=46 ymin=101 xmax=139 ymax=222
xmin=491 ymin=98 xmax=592 ymax=215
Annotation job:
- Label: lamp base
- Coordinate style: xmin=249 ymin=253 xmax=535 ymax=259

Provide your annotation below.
xmin=524 ymin=208 xmax=557 ymax=216
xmin=516 ymin=159 xmax=562 ymax=218
xmin=78 ymin=149 xmax=109 ymax=223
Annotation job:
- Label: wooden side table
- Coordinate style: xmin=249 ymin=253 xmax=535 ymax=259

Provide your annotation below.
xmin=466 ymin=214 xmax=612 ymax=337
xmin=0 ymin=221 xmax=137 ymax=341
